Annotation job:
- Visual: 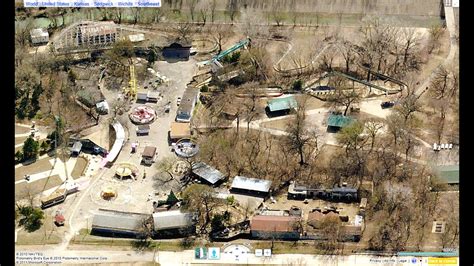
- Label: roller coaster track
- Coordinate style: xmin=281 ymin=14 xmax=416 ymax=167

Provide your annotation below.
xmin=357 ymin=64 xmax=408 ymax=90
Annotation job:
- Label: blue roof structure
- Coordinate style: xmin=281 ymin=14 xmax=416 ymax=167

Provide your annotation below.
xmin=267 ymin=96 xmax=298 ymax=112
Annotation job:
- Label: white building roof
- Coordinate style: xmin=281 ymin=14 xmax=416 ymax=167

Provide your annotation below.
xmin=30 ymin=28 xmax=49 ymax=38
xmin=105 ymin=121 xmax=125 ymax=163
xmin=92 ymin=209 xmax=149 ymax=233
xmin=152 ymin=210 xmax=195 ymax=230
xmin=96 ymin=101 xmax=109 ymax=111
xmin=231 ymin=176 xmax=272 ymax=193
xmin=129 ymin=33 xmax=145 ymax=42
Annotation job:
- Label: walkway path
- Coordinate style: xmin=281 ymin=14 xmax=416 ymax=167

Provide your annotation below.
xmin=415 ymin=6 xmax=457 ymax=97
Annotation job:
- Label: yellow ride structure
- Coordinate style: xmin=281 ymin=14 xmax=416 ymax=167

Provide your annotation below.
xmin=124 ymin=58 xmax=138 ymax=100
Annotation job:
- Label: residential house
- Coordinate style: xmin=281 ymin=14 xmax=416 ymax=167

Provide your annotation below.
xmin=250 ymin=215 xmax=301 ymax=240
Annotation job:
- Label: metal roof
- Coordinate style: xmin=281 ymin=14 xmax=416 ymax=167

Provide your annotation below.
xmin=30 ymin=28 xmax=49 ymax=38
xmin=331 ymin=187 xmax=358 ymax=193
xmin=250 ymin=215 xmax=300 ymax=232
xmin=191 ymin=162 xmax=225 ymax=185
xmin=72 ymin=141 xmax=82 ymax=152
xmin=152 ymin=210 xmax=195 ymax=230
xmin=142 ymin=146 xmax=157 ymax=158
xmin=231 ymin=176 xmax=272 ymax=193
xmin=92 ymin=209 xmax=149 ymax=233
xmin=435 ymin=165 xmax=459 ymax=184
xmin=170 ymin=122 xmax=191 ymax=140
xmin=177 ymin=87 xmax=199 ymax=116
xmin=267 ymin=96 xmax=297 ymax=112
xmin=327 ymin=114 xmax=355 ymax=128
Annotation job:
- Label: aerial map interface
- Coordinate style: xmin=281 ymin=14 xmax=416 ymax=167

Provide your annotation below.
xmin=14 ymin=0 xmax=459 ymax=265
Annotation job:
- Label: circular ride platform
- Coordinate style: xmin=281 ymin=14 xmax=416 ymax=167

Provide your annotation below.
xmin=115 ymin=162 xmax=139 ymax=180
xmin=129 ymin=105 xmax=157 ymax=124
xmin=174 ymin=139 xmax=200 ymax=158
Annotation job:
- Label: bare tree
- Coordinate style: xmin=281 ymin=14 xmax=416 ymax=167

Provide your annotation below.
xmin=271 ymin=1 xmax=286 ymax=26
xmin=428 ymin=24 xmax=444 ymax=54
xmin=113 ymin=7 xmax=124 ymax=24
xmin=175 ymin=22 xmax=193 ymax=42
xmin=15 ymin=18 xmax=34 ymax=48
xmin=189 ymin=0 xmax=199 ymax=22
xmin=181 ymin=184 xmax=223 ymax=234
xmin=327 ymin=87 xmax=361 ymax=116
xmin=155 ymin=156 xmax=179 ymax=182
xmin=210 ymin=0 xmax=217 ymax=23
xmin=197 ymin=0 xmax=210 ymax=25
xmin=364 ymin=118 xmax=384 ymax=153
xmin=338 ymin=40 xmax=357 ymax=73
xmin=226 ymin=0 xmax=239 ymax=23
xmin=284 ymin=97 xmax=318 ymax=165
xmin=131 ymin=7 xmax=142 ymax=24
xmin=213 ymin=24 xmax=232 ymax=54
xmin=429 ymin=66 xmax=456 ymax=100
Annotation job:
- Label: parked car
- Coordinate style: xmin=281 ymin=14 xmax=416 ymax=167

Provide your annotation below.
xmin=381 ymin=101 xmax=395 ymax=109
xmin=177 ymin=97 xmax=182 ymax=106
xmin=313 ymin=85 xmax=335 ymax=91
xmin=164 ymin=101 xmax=171 ymax=113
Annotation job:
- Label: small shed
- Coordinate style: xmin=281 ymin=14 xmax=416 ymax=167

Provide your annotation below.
xmin=142 ymin=146 xmax=157 ymax=165
xmin=162 ymin=41 xmax=192 ymax=60
xmin=169 ymin=122 xmax=192 ymax=141
xmin=30 ymin=28 xmax=49 ymax=45
xmin=230 ymin=176 xmax=272 ymax=197
xmin=266 ymin=96 xmax=297 ymax=116
xmin=147 ymin=91 xmax=160 ymax=102
xmin=327 ymin=114 xmax=355 ymax=132
xmin=137 ymin=92 xmax=148 ymax=101
xmin=96 ymin=100 xmax=109 ymax=114
xmin=71 ymin=141 xmax=83 ymax=156
xmin=191 ymin=162 xmax=225 ymax=186
xmin=136 ymin=125 xmax=150 ymax=136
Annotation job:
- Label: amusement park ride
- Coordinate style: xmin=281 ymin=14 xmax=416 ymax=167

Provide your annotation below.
xmin=124 ymin=58 xmax=138 ymax=101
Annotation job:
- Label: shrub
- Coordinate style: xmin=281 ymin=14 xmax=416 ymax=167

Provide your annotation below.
xmin=292 ymin=80 xmax=304 ymax=91
xmin=200 ymin=85 xmax=209 ymax=92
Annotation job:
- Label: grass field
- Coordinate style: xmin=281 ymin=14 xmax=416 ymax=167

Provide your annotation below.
xmin=15 ymin=157 xmax=53 ymax=181
xmin=72 ymin=229 xmax=197 ymax=252
xmin=71 ymin=157 xmax=88 ymax=179
xmin=15 ymin=175 xmax=63 ymax=201
xmin=15 ymin=125 xmax=31 ymax=134
xmin=15 ymin=136 xmax=28 ymax=145
xmin=16 ymin=213 xmax=65 ymax=245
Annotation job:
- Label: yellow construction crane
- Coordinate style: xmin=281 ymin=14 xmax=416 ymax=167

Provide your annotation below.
xmin=124 ymin=58 xmax=138 ymax=100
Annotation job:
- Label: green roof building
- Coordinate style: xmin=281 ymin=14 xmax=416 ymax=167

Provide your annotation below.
xmin=327 ymin=114 xmax=355 ymax=130
xmin=435 ymin=165 xmax=459 ymax=184
xmin=267 ymin=96 xmax=298 ymax=112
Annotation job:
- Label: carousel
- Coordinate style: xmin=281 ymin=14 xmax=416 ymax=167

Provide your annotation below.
xmin=129 ymin=105 xmax=157 ymax=124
